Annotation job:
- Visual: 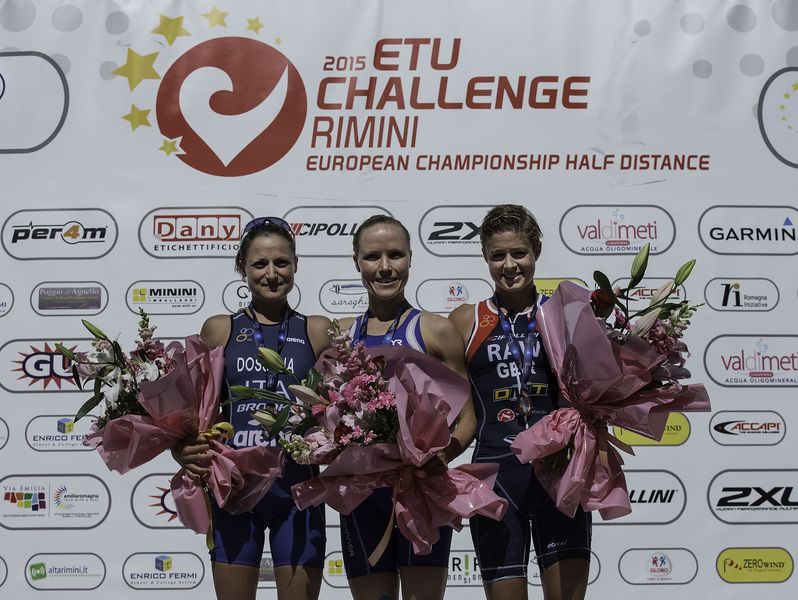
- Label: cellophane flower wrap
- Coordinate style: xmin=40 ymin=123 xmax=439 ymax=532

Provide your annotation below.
xmin=62 ymin=313 xmax=284 ymax=535
xmin=271 ymin=330 xmax=506 ymax=559
xmin=510 ymin=247 xmax=710 ymax=520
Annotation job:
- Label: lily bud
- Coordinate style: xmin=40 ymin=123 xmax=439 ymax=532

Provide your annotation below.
xmin=649 ymin=280 xmax=675 ymax=306
xmin=289 ymin=384 xmax=323 ymax=406
xmin=257 ymin=347 xmax=288 ymax=373
xmin=251 ymin=409 xmax=277 ymax=428
xmin=631 ymin=309 xmax=659 ymax=337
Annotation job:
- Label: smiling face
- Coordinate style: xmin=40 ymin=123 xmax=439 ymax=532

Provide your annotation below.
xmin=354 ymin=223 xmax=411 ymax=303
xmin=483 ymin=229 xmax=539 ymax=295
xmin=243 ymin=234 xmax=297 ymax=304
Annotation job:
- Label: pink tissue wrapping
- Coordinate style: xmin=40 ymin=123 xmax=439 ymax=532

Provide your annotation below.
xmin=292 ymin=346 xmax=507 ymax=554
xmin=84 ymin=334 xmax=284 ymax=533
xmin=510 ymin=281 xmax=710 ymax=520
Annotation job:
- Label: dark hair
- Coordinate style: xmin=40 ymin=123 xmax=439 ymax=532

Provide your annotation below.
xmin=352 ymin=214 xmax=411 ymax=255
xmin=235 ymin=222 xmax=296 ymax=276
xmin=479 ymin=204 xmax=543 ymax=254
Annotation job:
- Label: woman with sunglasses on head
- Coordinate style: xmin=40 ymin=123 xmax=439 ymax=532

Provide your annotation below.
xmin=174 ymin=217 xmax=331 ymax=600
xmin=448 ymin=205 xmax=591 ymax=600
xmin=334 ymin=214 xmax=476 ymax=600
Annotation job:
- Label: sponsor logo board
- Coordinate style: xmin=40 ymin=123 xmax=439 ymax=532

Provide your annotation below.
xmin=534 ymin=278 xmax=587 ymax=298
xmin=759 ymin=67 xmax=798 ymax=168
xmin=613 ymin=413 xmax=690 ymax=446
xmin=618 ymin=548 xmax=698 ymax=584
xmin=25 ymin=553 xmax=105 ymax=590
xmin=0 ymin=52 xmax=68 ymax=153
xmin=698 ymin=205 xmax=798 ymax=255
xmin=257 ymin=552 xmax=277 ymax=588
xmin=418 ymin=205 xmax=491 ymax=257
xmin=322 ymin=552 xmax=347 ymax=588
xmin=31 ymin=281 xmax=107 ymax=316
xmin=0 ymin=338 xmax=89 ymax=393
xmin=559 ymin=205 xmax=675 ymax=255
xmin=704 ymin=278 xmax=778 ymax=312
xmin=123 ymin=552 xmax=204 ymax=589
xmin=0 ymin=418 xmax=8 ymax=451
xmin=25 ymin=415 xmax=95 ymax=451
xmin=611 ymin=277 xmax=687 ymax=307
xmin=717 ymin=547 xmax=793 ymax=583
xmin=415 ymin=278 xmax=492 ymax=313
xmin=283 ymin=205 xmax=391 ymax=256
xmin=0 ymin=283 xmax=13 ymax=317
xmin=319 ymin=279 xmax=368 ymax=313
xmin=0 ymin=474 xmax=110 ymax=529
xmin=708 ymin=469 xmax=798 ymax=524
xmin=2 ymin=209 xmax=118 ymax=260
xmin=710 ymin=411 xmax=785 ymax=446
xmin=131 ymin=474 xmax=182 ymax=529
xmin=138 ymin=207 xmax=253 ymax=258
xmin=704 ymin=335 xmax=798 ymax=387
xmin=597 ymin=470 xmax=685 ymax=525
xmin=222 ymin=280 xmax=301 ymax=313
xmin=126 ymin=280 xmax=204 ymax=314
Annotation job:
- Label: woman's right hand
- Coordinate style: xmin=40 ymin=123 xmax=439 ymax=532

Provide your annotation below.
xmin=170 ymin=435 xmax=212 ymax=481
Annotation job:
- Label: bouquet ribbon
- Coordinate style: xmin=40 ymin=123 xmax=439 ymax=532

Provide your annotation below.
xmin=510 ymin=281 xmax=710 ymax=520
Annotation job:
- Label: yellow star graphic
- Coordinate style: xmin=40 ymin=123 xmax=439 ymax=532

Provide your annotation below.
xmin=122 ymin=105 xmax=151 ymax=131
xmin=793 ymin=82 xmax=798 ymax=91
xmin=247 ymin=17 xmax=264 ymax=34
xmin=151 ymin=14 xmax=190 ymax=46
xmin=785 ymin=92 xmax=791 ymax=100
xmin=274 ymin=37 xmax=283 ymax=45
xmin=202 ymin=5 xmax=229 ymax=27
xmin=783 ymin=116 xmax=788 ymax=121
xmin=159 ymin=137 xmax=183 ymax=156
xmin=113 ymin=49 xmax=160 ymax=91
xmin=781 ymin=104 xmax=786 ymax=110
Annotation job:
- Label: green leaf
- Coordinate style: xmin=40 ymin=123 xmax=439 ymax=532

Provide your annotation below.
xmin=223 ymin=385 xmax=291 ymax=407
xmin=71 ymin=365 xmax=83 ymax=391
xmin=593 ymin=271 xmax=617 ymax=302
xmin=82 ymin=320 xmax=109 ymax=341
xmin=93 ymin=375 xmax=102 ymax=398
xmin=268 ymin=405 xmax=293 ymax=439
xmin=673 ymin=259 xmax=696 ymax=287
xmin=304 ymin=368 xmax=323 ymax=392
xmin=112 ymin=341 xmax=124 ymax=364
xmin=75 ymin=393 xmax=103 ymax=422
xmin=56 ymin=343 xmax=76 ymax=361
xmin=629 ymin=243 xmax=651 ymax=289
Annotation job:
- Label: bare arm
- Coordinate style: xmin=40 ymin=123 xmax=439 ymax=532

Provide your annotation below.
xmin=421 ymin=312 xmax=476 ymax=463
xmin=307 ymin=314 xmax=333 ymax=359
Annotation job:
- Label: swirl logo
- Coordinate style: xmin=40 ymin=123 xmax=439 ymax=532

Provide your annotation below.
xmin=156 ymin=38 xmax=306 ymax=176
xmin=759 ymin=67 xmax=798 ymax=168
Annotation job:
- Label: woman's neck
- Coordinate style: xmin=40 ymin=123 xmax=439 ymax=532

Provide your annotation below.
xmin=367 ymin=294 xmax=409 ymax=322
xmin=493 ymin=286 xmax=537 ymax=314
xmin=250 ymin=299 xmax=289 ymax=324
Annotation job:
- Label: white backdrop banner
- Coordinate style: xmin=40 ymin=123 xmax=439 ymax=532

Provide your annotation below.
xmin=1 ymin=0 xmax=797 ymax=598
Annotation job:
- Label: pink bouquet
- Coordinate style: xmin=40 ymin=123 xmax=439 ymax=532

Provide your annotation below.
xmin=510 ymin=244 xmax=711 ymax=520
xmin=59 ymin=311 xmax=284 ymax=535
xmin=247 ymin=327 xmax=507 ymax=561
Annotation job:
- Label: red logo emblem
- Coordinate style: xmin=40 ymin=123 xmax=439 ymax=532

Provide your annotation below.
xmin=156 ymin=38 xmax=307 ymax=176
xmin=497 ymin=408 xmax=515 ymax=423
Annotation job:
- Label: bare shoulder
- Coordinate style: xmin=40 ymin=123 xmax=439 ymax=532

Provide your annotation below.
xmin=335 ymin=316 xmax=356 ymax=332
xmin=419 ymin=310 xmax=459 ymax=338
xmin=306 ymin=314 xmax=333 ymax=357
xmin=200 ymin=314 xmax=231 ymax=349
xmin=448 ymin=303 xmax=475 ymax=338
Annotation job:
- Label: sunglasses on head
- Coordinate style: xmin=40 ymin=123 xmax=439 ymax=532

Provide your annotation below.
xmin=241 ymin=216 xmax=294 ymax=239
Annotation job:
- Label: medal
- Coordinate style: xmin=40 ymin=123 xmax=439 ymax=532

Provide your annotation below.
xmin=248 ymin=303 xmax=291 ymax=392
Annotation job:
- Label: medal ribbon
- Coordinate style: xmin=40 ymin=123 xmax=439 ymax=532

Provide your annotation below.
xmin=353 ymin=300 xmax=412 ymax=346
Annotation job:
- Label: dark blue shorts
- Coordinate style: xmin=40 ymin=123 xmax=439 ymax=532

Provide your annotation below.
xmin=340 ymin=487 xmax=453 ymax=579
xmin=210 ymin=463 xmax=326 ymax=569
xmin=470 ymin=458 xmax=591 ymax=582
